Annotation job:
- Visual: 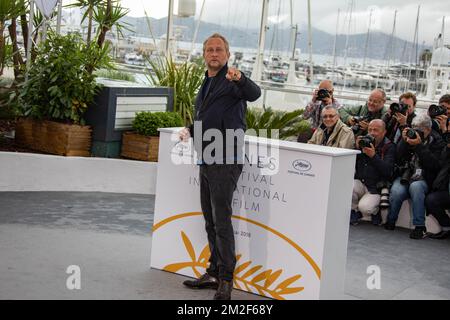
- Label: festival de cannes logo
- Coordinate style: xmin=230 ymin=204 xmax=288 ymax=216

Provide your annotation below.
xmin=292 ymin=159 xmax=312 ymax=172
xmin=152 ymin=212 xmax=321 ymax=300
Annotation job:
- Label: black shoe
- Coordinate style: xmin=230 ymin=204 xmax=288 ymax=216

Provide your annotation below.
xmin=183 ymin=273 xmax=219 ymax=289
xmin=384 ymin=221 xmax=395 ymax=230
xmin=410 ymin=226 xmax=427 ymax=239
xmin=350 ymin=210 xmax=362 ymax=226
xmin=429 ymin=230 xmax=450 ymax=239
xmin=214 ymin=280 xmax=233 ymax=300
xmin=371 ymin=211 xmax=382 ymax=226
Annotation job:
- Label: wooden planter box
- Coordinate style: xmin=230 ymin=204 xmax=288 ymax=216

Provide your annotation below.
xmin=121 ymin=131 xmax=159 ymax=162
xmin=15 ymin=118 xmax=92 ymax=157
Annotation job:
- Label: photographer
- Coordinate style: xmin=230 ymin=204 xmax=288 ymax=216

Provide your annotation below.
xmin=425 ymin=143 xmax=450 ymax=239
xmin=350 ymin=120 xmax=395 ymax=226
xmin=307 ymin=105 xmax=355 ymax=149
xmin=301 ymin=80 xmax=341 ymax=141
xmin=339 ymin=89 xmax=387 ymax=137
xmin=382 ymin=92 xmax=417 ymax=144
xmin=385 ymin=114 xmax=446 ymax=239
xmin=429 ymin=94 xmax=449 ymax=136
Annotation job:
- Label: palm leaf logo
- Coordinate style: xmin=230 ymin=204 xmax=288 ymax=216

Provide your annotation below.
xmin=163 ymin=231 xmax=304 ymax=300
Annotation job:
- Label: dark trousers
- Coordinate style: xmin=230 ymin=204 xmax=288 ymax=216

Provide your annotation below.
xmin=199 ymin=164 xmax=243 ymax=281
xmin=425 ymin=191 xmax=450 ymax=228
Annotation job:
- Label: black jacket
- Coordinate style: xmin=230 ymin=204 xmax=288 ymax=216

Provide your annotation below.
xmin=382 ymin=112 xmax=416 ymax=144
xmin=354 ymin=137 xmax=396 ymax=193
xmin=189 ymin=64 xmax=261 ymax=164
xmin=395 ymin=130 xmax=446 ymax=187
xmin=432 ymin=146 xmax=450 ymax=192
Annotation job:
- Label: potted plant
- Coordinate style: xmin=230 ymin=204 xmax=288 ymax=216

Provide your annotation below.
xmin=14 ymin=31 xmax=112 ymax=156
xmin=121 ymin=111 xmax=183 ymax=162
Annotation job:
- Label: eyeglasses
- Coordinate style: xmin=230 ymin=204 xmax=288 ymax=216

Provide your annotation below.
xmin=322 ymin=114 xmax=337 ymax=119
xmin=368 ymin=99 xmax=384 ymax=104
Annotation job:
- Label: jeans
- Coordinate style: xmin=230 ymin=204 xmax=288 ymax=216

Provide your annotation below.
xmin=387 ymin=177 xmax=428 ymax=227
xmin=199 ymin=164 xmax=243 ymax=281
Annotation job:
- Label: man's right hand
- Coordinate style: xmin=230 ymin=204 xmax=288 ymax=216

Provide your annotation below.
xmin=312 ymin=89 xmax=318 ymax=103
xmin=179 ymin=127 xmax=191 ymax=142
xmin=348 ymin=117 xmax=356 ymax=126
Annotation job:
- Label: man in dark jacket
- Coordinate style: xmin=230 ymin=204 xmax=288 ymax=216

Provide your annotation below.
xmin=351 ymin=119 xmax=395 ymax=226
xmin=179 ymin=33 xmax=261 ymax=300
xmin=425 ymin=144 xmax=450 ymax=239
xmin=385 ymin=114 xmax=446 ymax=239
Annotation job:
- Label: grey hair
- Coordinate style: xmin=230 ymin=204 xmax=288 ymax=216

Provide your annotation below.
xmin=321 ymin=105 xmax=338 ymax=114
xmin=412 ymin=113 xmax=432 ymax=129
xmin=373 ymin=88 xmax=386 ymax=100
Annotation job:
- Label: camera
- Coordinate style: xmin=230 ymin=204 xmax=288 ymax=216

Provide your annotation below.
xmin=351 ymin=115 xmax=371 ymax=133
xmin=317 ymin=88 xmax=331 ymax=101
xmin=405 ymin=128 xmax=424 ymax=141
xmin=376 ymin=181 xmax=391 ymax=209
xmin=400 ymin=165 xmax=413 ymax=185
xmin=389 ymin=102 xmax=409 ymax=115
xmin=405 ymin=128 xmax=418 ymax=139
xmin=428 ymin=104 xmax=446 ymax=118
xmin=358 ymin=134 xmax=375 ymax=149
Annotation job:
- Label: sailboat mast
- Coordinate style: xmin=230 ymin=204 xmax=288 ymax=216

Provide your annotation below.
xmin=165 ymin=0 xmax=175 ymax=57
xmin=252 ymin=0 xmax=269 ymax=82
xmin=188 ymin=0 xmax=206 ymax=61
xmin=307 ymin=0 xmax=313 ymax=82
xmin=343 ymin=0 xmax=354 ymax=91
xmin=332 ymin=9 xmax=340 ymax=73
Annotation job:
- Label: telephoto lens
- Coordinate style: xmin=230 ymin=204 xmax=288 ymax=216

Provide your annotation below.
xmin=405 ymin=128 xmax=417 ymax=139
xmin=379 ymin=188 xmax=390 ymax=209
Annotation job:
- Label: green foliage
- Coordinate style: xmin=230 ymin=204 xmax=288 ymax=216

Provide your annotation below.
xmin=132 ymin=111 xmax=183 ymax=137
xmin=147 ymin=57 xmax=204 ymax=127
xmin=95 ymin=68 xmax=135 ymax=82
xmin=68 ymin=0 xmax=130 ymax=47
xmin=246 ymin=107 xmax=310 ymax=140
xmin=16 ymin=32 xmax=112 ymax=124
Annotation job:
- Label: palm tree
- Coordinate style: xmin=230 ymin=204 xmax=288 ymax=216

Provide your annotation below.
xmin=0 ymin=0 xmax=25 ymax=76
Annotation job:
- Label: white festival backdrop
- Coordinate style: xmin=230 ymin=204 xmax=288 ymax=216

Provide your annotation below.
xmin=151 ymin=128 xmax=358 ymax=300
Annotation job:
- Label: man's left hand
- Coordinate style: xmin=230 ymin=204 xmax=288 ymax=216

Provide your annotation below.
xmin=362 ymin=144 xmax=376 ymax=158
xmin=226 ymin=67 xmax=242 ymax=82
xmin=435 ymin=114 xmax=448 ymax=133
xmin=393 ymin=112 xmax=407 ymax=126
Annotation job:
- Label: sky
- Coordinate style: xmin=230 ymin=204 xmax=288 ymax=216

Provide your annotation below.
xmin=118 ymin=0 xmax=449 ymax=45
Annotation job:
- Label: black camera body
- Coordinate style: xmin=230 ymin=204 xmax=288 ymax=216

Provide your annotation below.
xmin=405 ymin=128 xmax=418 ymax=139
xmin=351 ymin=115 xmax=371 ymax=133
xmin=428 ymin=104 xmax=446 ymax=118
xmin=400 ymin=166 xmax=413 ymax=185
xmin=405 ymin=128 xmax=424 ymax=140
xmin=317 ymin=88 xmax=331 ymax=101
xmin=390 ymin=102 xmax=409 ymax=115
xmin=358 ymin=134 xmax=375 ymax=149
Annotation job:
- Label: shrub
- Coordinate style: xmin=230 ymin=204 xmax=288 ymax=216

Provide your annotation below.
xmin=132 ymin=111 xmax=183 ymax=137
xmin=16 ymin=32 xmax=112 ymax=125
xmin=246 ymin=107 xmax=310 ymax=140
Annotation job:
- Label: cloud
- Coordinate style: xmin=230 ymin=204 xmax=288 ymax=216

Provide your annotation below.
xmin=121 ymin=0 xmax=449 ymax=45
